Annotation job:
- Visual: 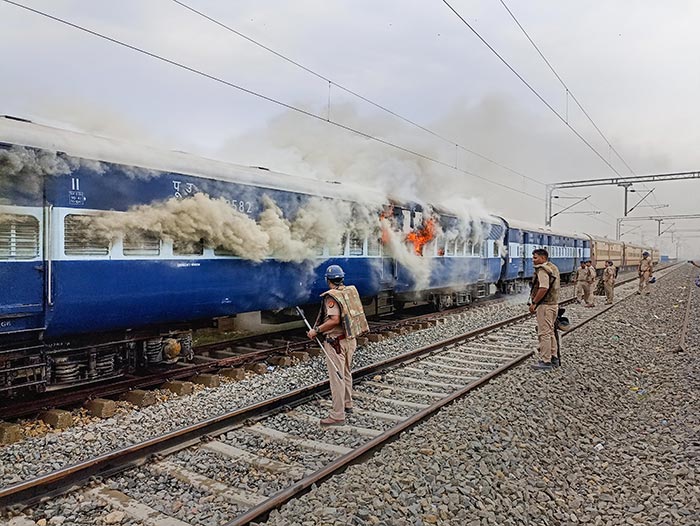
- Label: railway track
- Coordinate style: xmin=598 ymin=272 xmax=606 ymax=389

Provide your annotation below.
xmin=0 ymin=264 xmax=682 ymax=524
xmin=0 ymin=268 xmax=654 ymax=421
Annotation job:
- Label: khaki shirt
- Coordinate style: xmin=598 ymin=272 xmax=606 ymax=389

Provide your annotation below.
xmin=639 ymin=257 xmax=653 ymax=275
xmin=322 ymin=295 xmax=344 ymax=337
xmin=586 ymin=267 xmax=596 ymax=283
xmin=604 ymin=266 xmax=616 ymax=284
xmin=532 ymin=261 xmax=560 ymax=305
xmin=574 ymin=267 xmax=588 ymax=283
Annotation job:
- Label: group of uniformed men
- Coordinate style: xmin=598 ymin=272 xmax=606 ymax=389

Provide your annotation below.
xmin=307 ymin=249 xmax=660 ymax=423
xmin=529 ymin=249 xmax=655 ymax=370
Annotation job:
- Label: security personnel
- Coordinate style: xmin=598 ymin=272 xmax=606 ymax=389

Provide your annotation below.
xmin=638 ymin=251 xmax=653 ymax=295
xmin=584 ymin=260 xmax=596 ymax=307
xmin=603 ymin=260 xmax=616 ymax=305
xmin=529 ymin=248 xmax=561 ymax=370
xmin=307 ymin=265 xmax=358 ymax=425
xmin=574 ymin=262 xmax=588 ymax=304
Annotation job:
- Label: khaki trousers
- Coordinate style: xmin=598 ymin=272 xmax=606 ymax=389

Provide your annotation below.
xmin=323 ymin=337 xmax=356 ymax=420
xmin=536 ymin=304 xmax=559 ymax=362
xmin=638 ymin=272 xmax=651 ymax=294
xmin=575 ymin=283 xmax=585 ymax=302
xmin=604 ymin=282 xmax=614 ymax=303
xmin=583 ymin=283 xmax=593 ymax=304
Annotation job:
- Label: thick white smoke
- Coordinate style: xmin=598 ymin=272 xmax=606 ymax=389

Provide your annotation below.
xmin=85 ymin=193 xmax=383 ymax=264
xmin=0 ymin=145 xmax=160 ymax=199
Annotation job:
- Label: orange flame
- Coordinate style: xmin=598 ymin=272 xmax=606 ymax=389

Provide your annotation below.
xmin=406 ymin=218 xmax=436 ymax=256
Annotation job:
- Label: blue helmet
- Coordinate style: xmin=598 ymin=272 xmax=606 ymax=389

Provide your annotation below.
xmin=643 ymin=251 xmax=650 ymax=256
xmin=325 ymin=265 xmax=345 ymax=280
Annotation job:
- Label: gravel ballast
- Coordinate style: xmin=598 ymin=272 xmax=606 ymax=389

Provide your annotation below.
xmin=261 ymin=265 xmax=699 ymax=526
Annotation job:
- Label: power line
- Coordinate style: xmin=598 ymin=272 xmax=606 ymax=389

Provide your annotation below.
xmin=440 ymin=0 xmax=624 ymax=179
xmin=1 ymin=0 xmax=546 ymax=203
xmin=497 ymin=0 xmax=636 ymax=176
xmin=170 ymin=0 xmax=549 ymax=190
xmin=170 ymin=0 xmax=626 ymax=219
xmin=496 ymin=0 xmax=665 ymax=211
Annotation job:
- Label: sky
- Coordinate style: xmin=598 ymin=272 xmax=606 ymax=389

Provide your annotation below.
xmin=1 ymin=0 xmax=699 ymax=257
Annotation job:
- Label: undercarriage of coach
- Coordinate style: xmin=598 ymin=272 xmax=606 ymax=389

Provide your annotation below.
xmin=0 ymin=330 xmax=195 ymax=397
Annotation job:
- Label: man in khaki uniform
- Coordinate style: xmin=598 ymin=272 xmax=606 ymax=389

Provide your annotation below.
xmin=638 ymin=251 xmax=653 ymax=295
xmin=307 ymin=265 xmax=358 ymax=425
xmin=603 ymin=260 xmax=616 ymax=305
xmin=574 ymin=262 xmax=588 ymax=304
xmin=529 ymin=248 xmax=561 ymax=370
xmin=584 ymin=260 xmax=596 ymax=307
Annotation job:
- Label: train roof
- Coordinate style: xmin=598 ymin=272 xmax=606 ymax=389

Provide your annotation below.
xmin=501 ymin=218 xmax=587 ymax=240
xmin=0 ymin=116 xmax=386 ymax=205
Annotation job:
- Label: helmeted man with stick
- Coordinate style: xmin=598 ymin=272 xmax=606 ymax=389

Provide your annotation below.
xmin=305 ymin=265 xmax=368 ymax=425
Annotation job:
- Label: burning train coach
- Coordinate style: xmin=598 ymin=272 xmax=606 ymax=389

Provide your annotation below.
xmin=0 ymin=117 xmax=655 ymax=395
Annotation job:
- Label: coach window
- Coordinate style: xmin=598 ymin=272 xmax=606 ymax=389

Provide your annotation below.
xmin=214 ymin=246 xmax=236 ymax=256
xmin=435 ymin=235 xmax=445 ymax=257
xmin=455 ymin=237 xmax=465 ymax=256
xmin=173 ymin=238 xmax=204 ymax=256
xmin=466 ymin=240 xmax=473 ymax=256
xmin=123 ymin=231 xmax=160 ymax=256
xmin=0 ymin=214 xmax=39 ymax=259
xmin=367 ymin=235 xmax=381 ymax=257
xmin=349 ymin=235 xmax=363 ymax=256
xmin=64 ymin=214 xmax=109 ymax=256
xmin=445 ymin=239 xmax=455 ymax=257
xmin=329 ymin=234 xmax=347 ymax=257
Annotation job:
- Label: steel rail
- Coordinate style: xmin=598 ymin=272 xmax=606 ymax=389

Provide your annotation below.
xmin=0 ymin=267 xmax=655 ymax=420
xmin=0 ymin=299 xmax=561 ymax=509
xmin=225 ymin=266 xmax=674 ymax=525
xmin=0 ymin=264 xmax=679 ymax=510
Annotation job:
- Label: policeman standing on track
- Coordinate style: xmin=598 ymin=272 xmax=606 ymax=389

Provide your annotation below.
xmin=584 ymin=260 xmax=596 ymax=307
xmin=574 ymin=261 xmax=588 ymax=304
xmin=529 ymin=248 xmax=561 ymax=370
xmin=307 ymin=265 xmax=368 ymax=426
xmin=603 ymin=260 xmax=616 ymax=305
xmin=638 ymin=251 xmax=653 ymax=295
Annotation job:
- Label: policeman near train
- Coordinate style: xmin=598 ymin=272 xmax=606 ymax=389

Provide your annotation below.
xmin=529 ymin=248 xmax=561 ymax=370
xmin=584 ymin=260 xmax=597 ymax=307
xmin=307 ymin=265 xmax=369 ymax=426
xmin=638 ymin=251 xmax=654 ymax=295
xmin=603 ymin=260 xmax=616 ymax=305
xmin=573 ymin=261 xmax=588 ymax=304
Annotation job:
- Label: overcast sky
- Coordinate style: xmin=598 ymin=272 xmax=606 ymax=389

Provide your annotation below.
xmin=2 ymin=0 xmax=699 ymax=256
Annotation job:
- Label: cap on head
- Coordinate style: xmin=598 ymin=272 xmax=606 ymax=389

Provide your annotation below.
xmin=325 ymin=264 xmax=345 ymax=280
xmin=643 ymin=251 xmax=650 ymax=256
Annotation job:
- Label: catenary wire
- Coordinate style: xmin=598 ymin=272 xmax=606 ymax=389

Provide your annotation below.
xmin=497 ymin=0 xmax=635 ymax=176
xmin=440 ymin=0 xmax=624 ymax=181
xmin=170 ymin=0 xmax=552 ymax=189
xmin=496 ymin=0 xmax=664 ymax=210
xmin=169 ymin=0 xmax=620 ymax=218
xmin=1 ymin=0 xmax=547 ymax=203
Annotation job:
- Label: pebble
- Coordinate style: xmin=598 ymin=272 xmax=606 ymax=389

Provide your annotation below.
xmin=262 ymin=266 xmax=699 ymax=526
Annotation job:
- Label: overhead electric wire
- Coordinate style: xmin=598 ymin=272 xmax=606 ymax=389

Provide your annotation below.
xmin=169 ymin=0 xmax=549 ymax=190
xmin=497 ymin=0 xmax=635 ymax=176
xmin=496 ymin=0 xmax=665 ymax=212
xmin=440 ymin=0 xmax=625 ymax=181
xmin=169 ymin=0 xmax=624 ymax=219
xmin=1 ymin=0 xmax=546 ymax=203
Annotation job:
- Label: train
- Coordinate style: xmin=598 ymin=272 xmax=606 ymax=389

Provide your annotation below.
xmin=0 ymin=116 xmax=659 ymax=395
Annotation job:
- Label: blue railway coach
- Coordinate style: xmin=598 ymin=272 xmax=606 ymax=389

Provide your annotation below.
xmin=0 ymin=117 xmax=509 ymax=394
xmin=0 ymin=116 xmax=613 ymax=396
xmin=498 ymin=219 xmax=589 ymax=292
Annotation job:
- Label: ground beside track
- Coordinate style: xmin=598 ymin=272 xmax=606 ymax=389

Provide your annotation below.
xmin=261 ymin=267 xmax=699 ymax=526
